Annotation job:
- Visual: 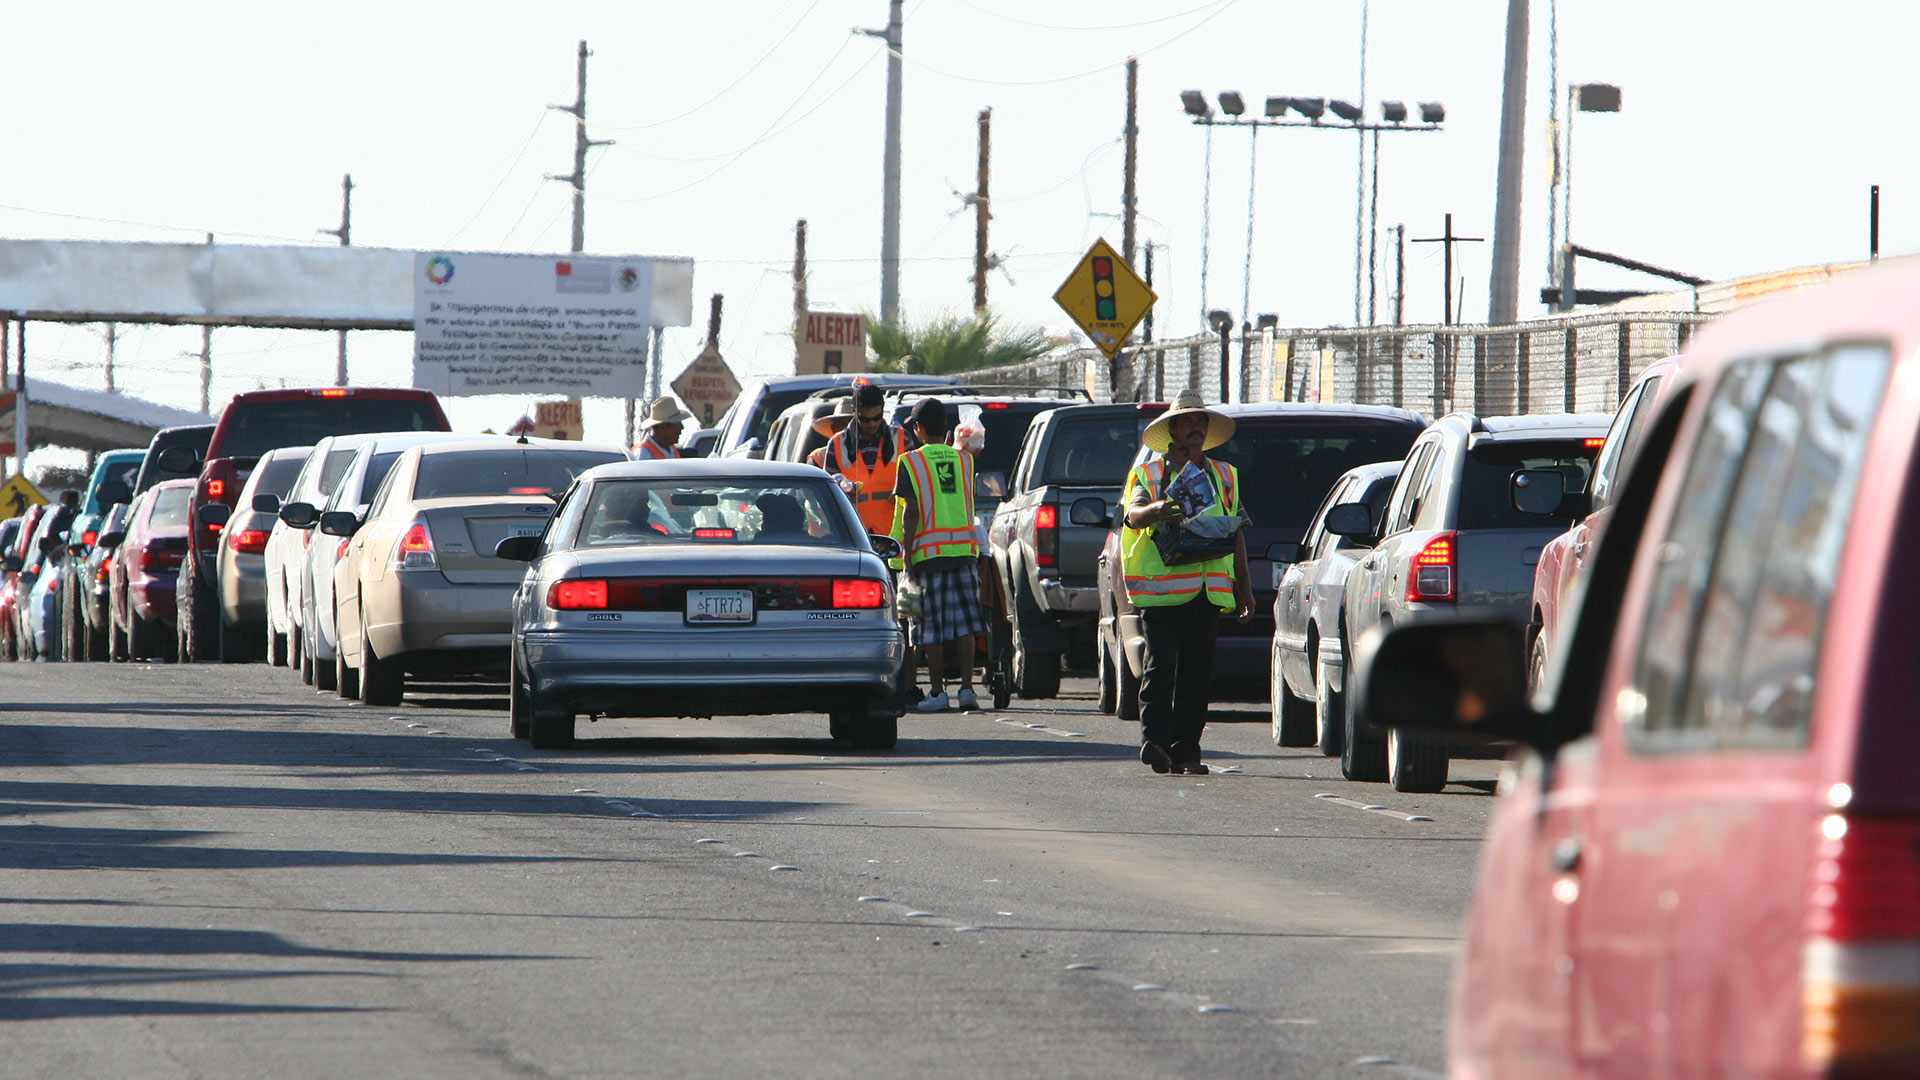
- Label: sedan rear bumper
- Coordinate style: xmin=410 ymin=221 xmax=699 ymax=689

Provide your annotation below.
xmin=366 ymin=574 xmax=518 ymax=658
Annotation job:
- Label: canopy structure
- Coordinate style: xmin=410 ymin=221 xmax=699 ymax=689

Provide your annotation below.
xmin=5 ymin=377 xmax=209 ymax=457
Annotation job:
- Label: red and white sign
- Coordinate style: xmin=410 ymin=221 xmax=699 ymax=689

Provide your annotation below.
xmin=796 ymin=311 xmax=867 ymax=376
xmin=533 ymin=399 xmax=583 ymax=440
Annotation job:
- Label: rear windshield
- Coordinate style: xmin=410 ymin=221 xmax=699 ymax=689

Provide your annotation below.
xmin=253 ymin=452 xmax=311 ymax=499
xmin=134 ymin=427 xmax=214 ymax=495
xmin=148 ymin=485 xmax=191 ymax=528
xmin=413 ymin=450 xmax=624 ymax=499
xmin=1210 ymin=421 xmax=1422 ymax=531
xmin=86 ymin=459 xmax=141 ymax=513
xmin=216 ymin=398 xmax=443 ymax=459
xmin=744 ymin=390 xmax=816 ymax=451
xmin=316 ymin=447 xmax=361 ymax=498
xmin=1457 ymin=440 xmax=1600 ymax=530
xmin=580 ymin=479 xmax=852 ymax=547
xmin=1043 ymin=414 xmax=1145 ymax=485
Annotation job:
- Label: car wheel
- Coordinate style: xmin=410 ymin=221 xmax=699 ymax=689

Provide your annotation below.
xmin=1095 ymin=635 xmax=1118 ymax=714
xmin=848 ymin=704 xmax=898 ymax=750
xmin=828 ymin=710 xmax=855 ymax=741
xmin=85 ymin=608 xmax=108 ymax=662
xmin=177 ymin=553 xmax=218 ymax=663
xmin=1115 ymin=640 xmax=1140 ymax=723
xmin=109 ymin=611 xmax=129 ymax=662
xmin=526 ymin=697 xmax=575 ymax=749
xmin=268 ymin=624 xmax=288 ymax=668
xmin=1340 ymin=677 xmax=1387 ymax=782
xmin=1314 ymin=655 xmax=1345 ymax=758
xmin=63 ymin=586 xmax=85 ymax=662
xmin=1387 ymin=729 xmax=1449 ymax=794
xmin=1527 ymin=633 xmax=1549 ymax=698
xmin=217 ymin=613 xmax=251 ymax=663
xmin=1011 ymin=618 xmax=1061 ymax=699
xmin=357 ymin=612 xmax=404 ymax=706
xmin=1272 ymin=650 xmax=1316 ymax=748
xmin=130 ymin=610 xmax=155 ymax=661
xmin=507 ymin=647 xmax=534 ymax=740
xmin=335 ymin=641 xmax=360 ymax=700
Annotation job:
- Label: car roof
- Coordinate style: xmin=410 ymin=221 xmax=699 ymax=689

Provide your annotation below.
xmin=748 ymin=373 xmax=961 ymax=392
xmin=258 ymin=444 xmax=314 ymax=462
xmin=347 ymin=431 xmax=501 ymax=455
xmin=412 ymin=437 xmax=628 ymax=457
xmin=1441 ymin=412 xmax=1613 ymax=440
xmin=1212 ymin=401 xmax=1429 ymax=423
xmin=1336 ymin=459 xmax=1407 ymax=484
xmin=579 ymin=459 xmax=829 ymax=483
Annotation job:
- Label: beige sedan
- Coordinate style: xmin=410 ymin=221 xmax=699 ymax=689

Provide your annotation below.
xmin=322 ymin=437 xmax=628 ymax=705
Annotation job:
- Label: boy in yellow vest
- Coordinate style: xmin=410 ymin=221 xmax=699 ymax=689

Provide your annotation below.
xmin=890 ymin=397 xmax=985 ymax=712
xmin=1121 ymin=390 xmax=1253 ymax=773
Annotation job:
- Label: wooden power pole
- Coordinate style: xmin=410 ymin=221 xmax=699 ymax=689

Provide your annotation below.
xmin=972 ymin=108 xmax=991 ymax=312
xmin=1122 ymin=57 xmax=1140 ymax=267
xmin=794 ymin=218 xmax=809 ymax=371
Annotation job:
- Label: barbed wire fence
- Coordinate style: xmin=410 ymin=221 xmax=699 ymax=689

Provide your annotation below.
xmin=961 ymin=310 xmax=1713 ymax=418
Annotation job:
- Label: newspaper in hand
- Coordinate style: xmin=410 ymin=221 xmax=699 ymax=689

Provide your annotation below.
xmin=1163 ymin=462 xmax=1216 ymax=518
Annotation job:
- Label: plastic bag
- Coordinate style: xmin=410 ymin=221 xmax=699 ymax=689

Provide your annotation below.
xmin=896 ymin=577 xmax=924 ymax=619
xmin=952 ymin=404 xmax=986 ymax=453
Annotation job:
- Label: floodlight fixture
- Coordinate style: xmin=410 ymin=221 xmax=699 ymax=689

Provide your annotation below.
xmin=1290 ymin=97 xmax=1326 ymax=120
xmin=1256 ymin=313 xmax=1279 ymax=331
xmin=1264 ymin=96 xmax=1289 ymax=118
xmin=1218 ymin=91 xmax=1246 ymax=117
xmin=1380 ymin=100 xmax=1408 ymax=124
xmin=1327 ymin=99 xmax=1363 ymax=122
xmin=1181 ymin=90 xmax=1213 ymax=118
xmin=1575 ymin=83 xmax=1621 ymax=112
xmin=1208 ymin=309 xmax=1234 ymax=333
xmin=1418 ymin=101 xmax=1446 ymax=124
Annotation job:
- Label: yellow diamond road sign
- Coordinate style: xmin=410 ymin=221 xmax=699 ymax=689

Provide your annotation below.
xmin=0 ymin=474 xmax=46 ymax=518
xmin=1053 ymin=238 xmax=1156 ymax=360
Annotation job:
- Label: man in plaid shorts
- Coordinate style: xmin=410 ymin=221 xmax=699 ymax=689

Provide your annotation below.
xmin=890 ymin=397 xmax=986 ymax=712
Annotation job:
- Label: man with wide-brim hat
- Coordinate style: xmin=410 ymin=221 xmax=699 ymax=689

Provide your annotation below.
xmin=805 ymin=399 xmax=857 ymax=469
xmin=1119 ymin=389 xmax=1253 ymax=775
xmin=635 ymin=397 xmax=694 ymax=460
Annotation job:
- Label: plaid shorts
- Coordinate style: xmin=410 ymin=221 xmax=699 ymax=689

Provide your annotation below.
xmin=912 ymin=561 xmax=988 ymax=646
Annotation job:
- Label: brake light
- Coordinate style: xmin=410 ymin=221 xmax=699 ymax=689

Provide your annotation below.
xmin=97 ymin=558 xmax=112 ymax=582
xmin=1583 ymin=437 xmax=1606 ymax=449
xmin=227 ymin=529 xmax=270 ymax=554
xmin=984 ymin=401 xmax=1011 ymax=409
xmin=549 ymin=579 xmax=608 ymax=609
xmin=1802 ymin=814 xmax=1920 ymax=1069
xmin=82 ymin=530 xmax=96 ymax=546
xmin=833 ymin=578 xmax=887 ymax=608
xmin=1035 ymin=503 xmax=1058 ymax=568
xmin=694 ymin=528 xmax=736 ymax=540
xmin=316 ymin=388 xmax=352 ymax=397
xmin=336 ymin=538 xmax=350 ymax=560
xmin=1406 ymin=532 xmax=1456 ymax=602
xmin=139 ymin=545 xmax=184 ymax=571
xmin=391 ymin=519 xmax=437 ymax=571
xmin=207 ymin=478 xmax=225 ymax=500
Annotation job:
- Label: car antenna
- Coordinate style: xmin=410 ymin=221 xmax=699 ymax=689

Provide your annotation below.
xmin=516 ymin=432 xmax=530 ymax=445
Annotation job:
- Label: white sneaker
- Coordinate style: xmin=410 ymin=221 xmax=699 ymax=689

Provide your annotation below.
xmin=916 ymin=692 xmax=951 ymax=713
xmin=956 ymin=688 xmax=979 ymax=711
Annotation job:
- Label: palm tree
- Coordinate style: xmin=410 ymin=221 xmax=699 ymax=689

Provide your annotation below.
xmin=865 ymin=310 xmax=1055 ymax=375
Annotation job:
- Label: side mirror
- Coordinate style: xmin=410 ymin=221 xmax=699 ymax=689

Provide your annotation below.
xmin=1264 ymin=540 xmax=1303 ymax=565
xmin=39 ymin=534 xmax=64 ymax=555
xmin=1323 ymin=502 xmax=1375 ymax=538
xmin=317 ymin=511 xmax=360 ymax=538
xmin=197 ymin=503 xmax=231 ymax=528
xmin=98 ymin=531 xmax=125 ymax=550
xmin=94 ymin=480 xmax=132 ymax=507
xmin=731 ymin=437 xmax=765 ymax=459
xmin=252 ymin=493 xmax=282 ymax=514
xmin=67 ymin=542 xmax=88 ymax=558
xmin=1512 ymin=470 xmax=1591 ymax=519
xmin=156 ymin=445 xmax=201 ymax=474
xmin=278 ymin=502 xmax=317 ymax=529
xmin=1069 ymin=497 xmax=1106 ymax=527
xmin=1353 ymin=619 xmax=1536 ymax=746
xmin=494 ymin=535 xmax=539 ymax=562
xmin=868 ymin=534 xmax=904 ymax=561
xmin=975 ymin=471 xmax=1009 ymax=500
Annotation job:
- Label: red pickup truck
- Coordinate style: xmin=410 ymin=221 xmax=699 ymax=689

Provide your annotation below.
xmin=161 ymin=387 xmax=451 ymax=663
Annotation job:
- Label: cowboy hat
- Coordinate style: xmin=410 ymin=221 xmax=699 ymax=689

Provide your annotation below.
xmin=642 ymin=396 xmax=694 ymax=428
xmin=1142 ymin=389 xmax=1235 ymax=453
xmin=812 ymin=397 xmax=857 ymax=437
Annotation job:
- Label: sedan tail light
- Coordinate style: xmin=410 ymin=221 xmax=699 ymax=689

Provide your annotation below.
xmin=1034 ymin=504 xmax=1058 ymax=568
xmin=832 ymin=578 xmax=887 ymax=609
xmin=1802 ymin=813 xmax=1920 ymax=1071
xmin=139 ymin=545 xmax=184 ymax=571
xmin=81 ymin=530 xmax=97 ymax=546
xmin=227 ymin=529 xmax=270 ymax=555
xmin=549 ymin=579 xmax=609 ymax=609
xmin=1405 ymin=531 xmax=1456 ymax=602
xmin=546 ymin=577 xmax=890 ymax=613
xmin=390 ymin=518 xmax=438 ymax=571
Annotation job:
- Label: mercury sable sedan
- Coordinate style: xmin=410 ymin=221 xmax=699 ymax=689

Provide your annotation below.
xmin=497 ymin=459 xmax=906 ymax=750
xmin=322 ymin=437 xmax=628 ymax=705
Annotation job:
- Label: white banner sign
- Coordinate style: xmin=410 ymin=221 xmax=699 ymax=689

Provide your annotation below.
xmin=413 ymin=252 xmax=677 ymax=398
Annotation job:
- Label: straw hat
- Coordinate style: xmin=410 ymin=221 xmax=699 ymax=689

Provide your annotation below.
xmin=642 ymin=396 xmax=693 ymax=429
xmin=1142 ymin=389 xmax=1235 ymax=453
xmin=812 ymin=397 xmax=857 ymax=437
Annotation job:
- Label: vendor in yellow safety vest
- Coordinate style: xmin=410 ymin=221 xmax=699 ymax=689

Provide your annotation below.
xmin=634 ymin=397 xmax=691 ymax=460
xmin=889 ymin=397 xmax=985 ymax=713
xmin=1120 ymin=389 xmax=1253 ymax=775
xmin=822 ymin=384 xmax=913 ymax=536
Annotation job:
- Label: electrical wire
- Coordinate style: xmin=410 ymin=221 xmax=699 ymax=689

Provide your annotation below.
xmin=881 ymin=0 xmax=1240 ymax=86
xmin=950 ymin=0 xmax=1233 ymax=33
xmin=592 ymin=0 xmax=827 ymax=133
xmin=444 ymin=110 xmax=553 ymax=246
xmin=994 ymin=138 xmax=1122 ymax=204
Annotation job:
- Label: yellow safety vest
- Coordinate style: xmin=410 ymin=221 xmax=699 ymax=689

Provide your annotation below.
xmin=1120 ymin=456 xmax=1240 ymax=609
xmin=890 ymin=443 xmax=978 ymax=567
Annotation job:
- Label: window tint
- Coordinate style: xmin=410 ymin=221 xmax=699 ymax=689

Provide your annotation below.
xmin=1628 ymin=346 xmax=1889 ymax=751
xmin=1456 ymin=440 xmax=1599 ymax=530
xmin=254 ymin=451 xmax=311 ymax=498
xmin=412 ymin=451 xmax=624 ymax=499
xmin=1043 ymin=415 xmax=1147 ymax=485
xmin=148 ymin=485 xmax=191 ymax=528
xmin=358 ymin=452 xmax=404 ymax=505
xmin=745 ymin=389 xmax=816 ymax=450
xmin=1589 ymin=375 xmax=1662 ymax=510
xmin=217 ymin=398 xmax=443 ymax=459
xmin=1387 ymin=442 xmax=1437 ymax=534
xmin=1209 ymin=421 xmax=1422 ymax=533
xmin=316 ymin=447 xmax=360 ymax=497
xmin=581 ymin=480 xmax=852 ymax=547
xmin=1302 ymin=478 xmax=1350 ymax=560
xmin=540 ymin=481 xmax=592 ymax=555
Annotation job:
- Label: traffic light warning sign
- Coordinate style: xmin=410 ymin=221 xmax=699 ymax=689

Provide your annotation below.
xmin=1053 ymin=238 xmax=1156 ymax=360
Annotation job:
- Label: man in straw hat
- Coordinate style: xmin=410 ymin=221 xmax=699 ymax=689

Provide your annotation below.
xmin=634 ymin=397 xmax=693 ymax=460
xmin=1119 ymin=390 xmax=1253 ymax=774
xmin=805 ymin=398 xmax=857 ymax=471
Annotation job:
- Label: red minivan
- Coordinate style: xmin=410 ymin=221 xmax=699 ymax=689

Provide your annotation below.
xmin=1358 ymin=263 xmax=1920 ymax=1078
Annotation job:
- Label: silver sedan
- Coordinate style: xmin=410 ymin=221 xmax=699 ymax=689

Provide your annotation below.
xmin=499 ymin=460 xmax=905 ymax=749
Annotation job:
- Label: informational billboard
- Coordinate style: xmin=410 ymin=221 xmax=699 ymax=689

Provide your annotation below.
xmin=412 ymin=252 xmax=691 ymax=399
xmin=796 ymin=311 xmax=867 ymax=375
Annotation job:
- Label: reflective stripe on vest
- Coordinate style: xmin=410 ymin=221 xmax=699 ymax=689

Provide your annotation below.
xmin=635 ymin=438 xmax=678 ymax=461
xmin=828 ymin=427 xmax=907 ymax=533
xmin=896 ymin=444 xmax=977 ymax=563
xmin=1119 ymin=456 xmax=1239 ymax=609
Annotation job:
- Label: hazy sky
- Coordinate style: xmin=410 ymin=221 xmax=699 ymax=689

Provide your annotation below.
xmin=4 ymin=1 xmax=1913 ymax=447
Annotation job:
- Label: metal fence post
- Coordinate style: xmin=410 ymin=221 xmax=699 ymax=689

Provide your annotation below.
xmin=1617 ymin=321 xmax=1632 ymax=406
xmin=1516 ymin=331 xmax=1530 ymax=414
xmin=1563 ymin=324 xmax=1578 ymax=412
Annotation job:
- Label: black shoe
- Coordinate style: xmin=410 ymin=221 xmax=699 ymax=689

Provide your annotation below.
xmin=1140 ymin=742 xmax=1173 ymax=774
xmin=1173 ymin=760 xmax=1209 ymax=775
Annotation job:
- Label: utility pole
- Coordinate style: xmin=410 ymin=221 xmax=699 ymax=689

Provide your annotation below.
xmin=706 ymin=294 xmax=724 ymax=352
xmin=972 ymin=108 xmax=991 ymax=312
xmin=1393 ymin=224 xmax=1406 ymax=326
xmin=1412 ymin=214 xmax=1484 ymax=325
xmin=9 ymin=319 xmax=23 ymax=480
xmin=1353 ymin=0 xmax=1369 ymax=325
xmin=319 ymin=173 xmax=353 ymax=386
xmin=1122 ymin=57 xmax=1140 ymax=266
xmin=1486 ymin=0 xmax=1530 ymax=325
xmin=858 ymin=1 xmax=905 ymax=325
xmin=546 ymin=41 xmax=613 ymax=435
xmin=1141 ymin=243 xmax=1155 ymax=345
xmin=1870 ymin=185 xmax=1881 ymax=262
xmin=794 ymin=218 xmax=809 ymax=371
xmin=103 ymin=323 xmax=116 ymax=394
xmin=200 ymin=232 xmax=213 ymax=414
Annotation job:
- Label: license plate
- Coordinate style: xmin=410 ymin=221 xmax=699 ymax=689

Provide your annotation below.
xmin=509 ymin=522 xmax=546 ymax=538
xmin=686 ymin=588 xmax=753 ymax=624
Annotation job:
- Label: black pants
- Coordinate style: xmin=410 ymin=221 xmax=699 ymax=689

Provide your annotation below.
xmin=1138 ymin=594 xmax=1218 ymax=762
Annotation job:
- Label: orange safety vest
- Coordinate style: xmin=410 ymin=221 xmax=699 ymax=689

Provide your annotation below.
xmin=827 ymin=425 xmax=910 ymax=535
xmin=634 ymin=438 xmax=679 ymax=461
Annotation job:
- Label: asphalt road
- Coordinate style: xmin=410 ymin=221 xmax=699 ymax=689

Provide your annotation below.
xmin=0 ymin=661 xmax=1501 ymax=1079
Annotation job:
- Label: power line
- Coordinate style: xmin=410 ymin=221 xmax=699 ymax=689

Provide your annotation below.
xmin=591 ymin=0 xmax=828 ymax=133
xmin=445 ymin=111 xmax=553 ymax=246
xmin=951 ymin=0 xmax=1233 ymax=33
xmin=881 ymin=0 xmax=1239 ymax=86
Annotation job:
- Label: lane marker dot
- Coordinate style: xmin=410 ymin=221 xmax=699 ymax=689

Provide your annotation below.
xmin=770 ymin=865 xmax=799 ymax=872
xmin=857 ymin=896 xmax=889 ymax=903
xmin=1132 ymin=984 xmax=1166 ymax=992
xmin=1065 ymin=963 xmax=1099 ymax=971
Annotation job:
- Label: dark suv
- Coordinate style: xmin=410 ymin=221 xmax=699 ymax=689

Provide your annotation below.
xmin=164 ymin=388 xmax=451 ymax=662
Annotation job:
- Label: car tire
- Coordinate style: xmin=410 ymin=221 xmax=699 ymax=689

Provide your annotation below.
xmin=268 ymin=625 xmax=288 ymax=668
xmin=1271 ymin=650 xmax=1316 ymax=747
xmin=1387 ymin=729 xmax=1449 ymax=794
xmin=828 ymin=710 xmax=856 ymax=741
xmin=1314 ymin=655 xmax=1345 ymax=758
xmin=109 ymin=611 xmax=129 ymax=662
xmin=1095 ymin=635 xmax=1118 ymax=714
xmin=217 ymin=613 xmax=251 ymax=664
xmin=1340 ymin=677 xmax=1388 ymax=782
xmin=310 ymin=630 xmax=334 ymax=689
xmin=85 ymin=607 xmax=108 ymax=662
xmin=335 ymin=642 xmax=360 ymax=700
xmin=1011 ymin=618 xmax=1061 ymax=699
xmin=62 ymin=586 xmax=85 ymax=662
xmin=1527 ymin=633 xmax=1549 ymax=698
xmin=527 ymin=701 xmax=574 ymax=749
xmin=357 ymin=613 xmax=404 ymax=706
xmin=177 ymin=553 xmax=218 ymax=663
xmin=1114 ymin=640 xmax=1140 ymax=723
xmin=849 ymin=704 xmax=898 ymax=750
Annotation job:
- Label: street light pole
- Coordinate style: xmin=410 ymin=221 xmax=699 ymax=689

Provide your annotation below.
xmin=1559 ymin=82 xmax=1621 ymax=311
xmin=859 ymin=0 xmax=905 ymax=326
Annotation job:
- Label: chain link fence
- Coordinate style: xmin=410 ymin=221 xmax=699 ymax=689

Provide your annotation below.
xmin=961 ymin=310 xmax=1714 ymax=419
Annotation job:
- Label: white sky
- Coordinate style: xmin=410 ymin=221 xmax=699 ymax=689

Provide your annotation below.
xmin=5 ymin=0 xmax=1915 ymax=450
